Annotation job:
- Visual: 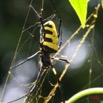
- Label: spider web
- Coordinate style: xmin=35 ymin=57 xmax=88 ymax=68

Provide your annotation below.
xmin=0 ymin=0 xmax=103 ymax=103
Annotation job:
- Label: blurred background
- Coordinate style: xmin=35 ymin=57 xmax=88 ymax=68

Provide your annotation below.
xmin=0 ymin=0 xmax=103 ymax=102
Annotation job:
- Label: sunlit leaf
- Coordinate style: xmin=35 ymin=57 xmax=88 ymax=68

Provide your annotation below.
xmin=69 ymin=0 xmax=89 ymax=28
xmin=101 ymin=0 xmax=103 ymax=9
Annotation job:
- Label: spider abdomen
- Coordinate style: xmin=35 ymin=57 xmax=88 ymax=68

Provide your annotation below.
xmin=40 ymin=20 xmax=59 ymax=53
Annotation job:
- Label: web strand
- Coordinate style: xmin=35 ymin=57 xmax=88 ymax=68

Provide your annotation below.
xmin=0 ymin=1 xmax=102 ymax=103
xmin=0 ymin=0 xmax=34 ymax=102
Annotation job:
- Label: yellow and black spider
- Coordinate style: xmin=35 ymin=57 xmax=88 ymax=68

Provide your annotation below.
xmin=8 ymin=0 xmax=69 ymax=103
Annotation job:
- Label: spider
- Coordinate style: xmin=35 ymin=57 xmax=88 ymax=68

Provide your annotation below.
xmin=2 ymin=0 xmax=69 ymax=103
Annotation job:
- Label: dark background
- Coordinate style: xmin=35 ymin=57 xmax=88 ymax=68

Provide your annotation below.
xmin=0 ymin=0 xmax=103 ymax=102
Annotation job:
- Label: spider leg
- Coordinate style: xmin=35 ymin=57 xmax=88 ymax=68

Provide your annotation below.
xmin=28 ymin=31 xmax=41 ymax=45
xmin=25 ymin=68 xmax=48 ymax=103
xmin=49 ymin=0 xmax=62 ymax=47
xmin=12 ymin=51 xmax=41 ymax=69
xmin=29 ymin=5 xmax=44 ymax=30
xmin=51 ymin=56 xmax=69 ymax=64
xmin=51 ymin=65 xmax=65 ymax=103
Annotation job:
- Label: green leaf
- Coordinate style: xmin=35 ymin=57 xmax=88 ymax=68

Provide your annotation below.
xmin=69 ymin=0 xmax=89 ymax=28
xmin=101 ymin=0 xmax=103 ymax=9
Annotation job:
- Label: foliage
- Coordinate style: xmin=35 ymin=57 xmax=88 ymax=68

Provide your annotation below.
xmin=69 ymin=0 xmax=89 ymax=28
xmin=66 ymin=88 xmax=103 ymax=103
xmin=101 ymin=0 xmax=103 ymax=8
